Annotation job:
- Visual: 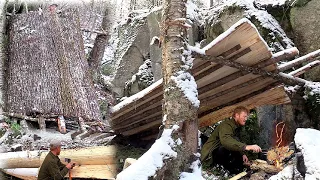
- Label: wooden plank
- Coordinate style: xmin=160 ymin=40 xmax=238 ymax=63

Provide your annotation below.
xmin=199 ymin=78 xmax=276 ymax=112
xmin=206 ymin=22 xmax=265 ymax=57
xmin=122 ymin=119 xmax=162 ymax=136
xmin=198 ymin=82 xmax=281 ymax=118
xmin=111 ymin=95 xmax=162 ymax=127
xmin=199 ymin=86 xmax=289 ymax=127
xmin=111 ymin=83 xmax=163 ymax=118
xmin=114 ymin=111 xmax=162 ymax=133
xmin=2 ymin=165 xmax=117 ymax=179
xmin=0 ymin=151 xmax=41 ymax=169
xmin=198 ymin=73 xmax=260 ymax=99
xmin=68 ymin=165 xmax=116 ymax=179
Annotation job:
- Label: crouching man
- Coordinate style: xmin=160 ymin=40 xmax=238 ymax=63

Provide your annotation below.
xmin=38 ymin=140 xmax=75 ymax=180
xmin=201 ymin=106 xmax=261 ymax=174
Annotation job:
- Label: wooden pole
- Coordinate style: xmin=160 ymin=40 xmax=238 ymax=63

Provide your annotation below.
xmin=288 ymin=60 xmax=320 ymax=77
xmin=278 ymin=49 xmax=320 ymax=71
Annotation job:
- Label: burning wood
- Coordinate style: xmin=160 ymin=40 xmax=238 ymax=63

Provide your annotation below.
xmin=266 ymin=122 xmax=294 ymax=168
xmin=267 ymin=146 xmax=294 ymax=168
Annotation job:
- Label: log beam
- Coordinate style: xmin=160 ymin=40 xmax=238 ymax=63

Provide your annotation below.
xmin=278 ymin=49 xmax=320 ymax=71
xmin=288 ymin=60 xmax=320 ymax=77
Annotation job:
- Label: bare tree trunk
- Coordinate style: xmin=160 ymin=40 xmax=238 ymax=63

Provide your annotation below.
xmin=87 ymin=3 xmax=110 ymax=82
xmin=156 ymin=0 xmax=200 ymax=178
xmin=0 ymin=0 xmax=7 ymax=116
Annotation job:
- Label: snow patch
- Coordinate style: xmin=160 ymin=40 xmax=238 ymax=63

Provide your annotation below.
xmin=269 ymin=165 xmax=294 ymax=180
xmin=171 ymin=71 xmax=200 ymax=108
xmin=294 ymin=128 xmax=320 ymax=179
xmin=180 ymin=158 xmax=204 ymax=180
xmin=116 ymin=127 xmax=178 ymax=180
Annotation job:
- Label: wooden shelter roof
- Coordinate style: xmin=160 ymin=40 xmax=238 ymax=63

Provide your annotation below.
xmin=110 ymin=19 xmax=293 ymax=139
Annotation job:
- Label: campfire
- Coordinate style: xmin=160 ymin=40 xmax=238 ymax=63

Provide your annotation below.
xmin=251 ymin=122 xmax=295 ymax=174
xmin=267 ymin=122 xmax=294 ymax=169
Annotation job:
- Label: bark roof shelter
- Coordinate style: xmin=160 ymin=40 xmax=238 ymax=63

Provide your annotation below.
xmin=110 ymin=18 xmax=301 ymax=139
xmin=6 ymin=9 xmax=101 ymax=122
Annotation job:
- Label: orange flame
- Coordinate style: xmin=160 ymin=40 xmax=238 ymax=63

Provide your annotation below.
xmin=275 ymin=160 xmax=280 ymax=168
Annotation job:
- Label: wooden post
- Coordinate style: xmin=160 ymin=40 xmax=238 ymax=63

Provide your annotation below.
xmin=38 ymin=117 xmax=46 ymax=131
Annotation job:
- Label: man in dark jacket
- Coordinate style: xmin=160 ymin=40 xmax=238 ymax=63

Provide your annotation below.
xmin=201 ymin=106 xmax=261 ymax=174
xmin=38 ymin=140 xmax=75 ymax=180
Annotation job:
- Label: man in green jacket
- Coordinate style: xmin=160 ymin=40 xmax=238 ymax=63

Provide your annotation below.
xmin=38 ymin=140 xmax=75 ymax=180
xmin=201 ymin=106 xmax=261 ymax=174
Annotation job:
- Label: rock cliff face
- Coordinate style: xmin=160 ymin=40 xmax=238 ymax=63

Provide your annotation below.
xmin=290 ymin=0 xmax=320 ymax=81
xmin=110 ymin=4 xmax=201 ymax=98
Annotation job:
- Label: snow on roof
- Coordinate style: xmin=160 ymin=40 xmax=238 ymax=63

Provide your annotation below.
xmin=110 ymin=78 xmax=163 ymax=113
xmin=294 ymin=128 xmax=320 ymax=179
xmin=202 ymin=18 xmax=259 ymax=52
xmin=196 ymin=17 xmax=272 ymax=55
xmin=116 ymin=125 xmax=179 ymax=180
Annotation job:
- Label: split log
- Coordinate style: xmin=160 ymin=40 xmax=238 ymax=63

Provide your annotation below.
xmin=278 ymin=49 xmax=320 ymax=71
xmin=229 ymin=171 xmax=247 ymax=180
xmin=40 ymin=146 xmax=117 ymax=166
xmin=0 ymin=150 xmax=41 ymax=169
xmin=288 ymin=60 xmax=320 ymax=77
xmin=0 ymin=146 xmax=117 ymax=169
xmin=250 ymin=159 xmax=282 ymax=174
xmin=2 ymin=165 xmax=117 ymax=179
xmin=2 ymin=168 xmax=37 ymax=180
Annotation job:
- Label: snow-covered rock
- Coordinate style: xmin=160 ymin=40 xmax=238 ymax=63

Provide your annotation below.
xmin=294 ymin=128 xmax=320 ymax=179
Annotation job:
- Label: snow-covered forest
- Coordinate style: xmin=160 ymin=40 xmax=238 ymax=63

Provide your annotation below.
xmin=0 ymin=0 xmax=320 ymax=179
